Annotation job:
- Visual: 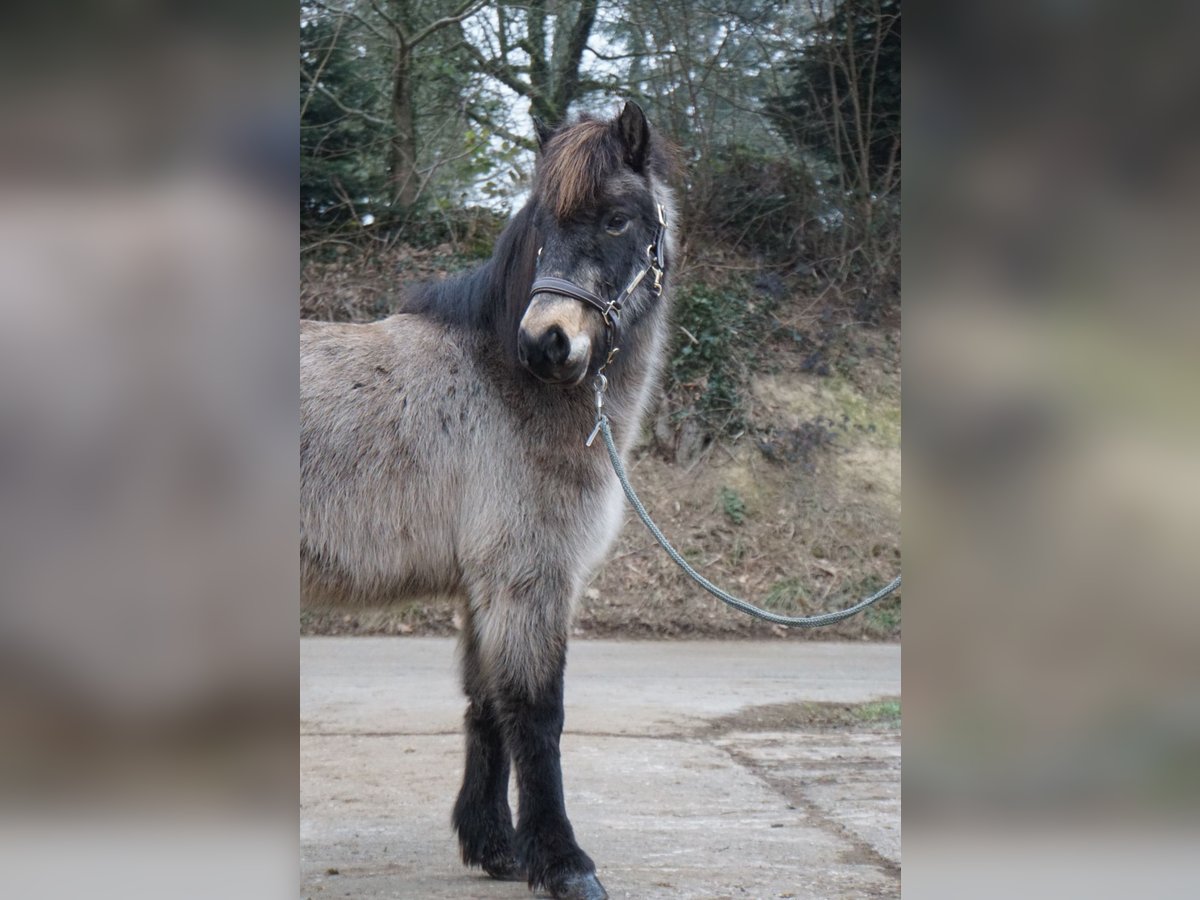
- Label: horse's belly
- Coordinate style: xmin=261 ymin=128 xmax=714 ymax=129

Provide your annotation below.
xmin=301 ymin=468 xmax=462 ymax=603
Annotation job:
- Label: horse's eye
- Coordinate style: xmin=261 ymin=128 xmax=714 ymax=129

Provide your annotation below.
xmin=605 ymin=214 xmax=630 ymax=235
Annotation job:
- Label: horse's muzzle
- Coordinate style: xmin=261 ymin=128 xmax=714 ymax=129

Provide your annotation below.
xmin=517 ymin=323 xmax=590 ymax=385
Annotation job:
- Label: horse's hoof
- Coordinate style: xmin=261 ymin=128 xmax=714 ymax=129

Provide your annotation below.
xmin=546 ymin=871 xmax=608 ymax=900
xmin=483 ymin=854 xmax=525 ymax=882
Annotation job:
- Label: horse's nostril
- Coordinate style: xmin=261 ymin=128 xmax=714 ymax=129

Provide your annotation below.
xmin=517 ymin=328 xmax=537 ymax=365
xmin=540 ymin=325 xmax=570 ymax=366
xmin=518 ymin=324 xmax=582 ymax=383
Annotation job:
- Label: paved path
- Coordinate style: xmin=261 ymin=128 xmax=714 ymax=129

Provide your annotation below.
xmin=301 ymin=638 xmax=900 ymax=899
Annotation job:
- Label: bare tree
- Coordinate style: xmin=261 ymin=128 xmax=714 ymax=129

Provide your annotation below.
xmin=374 ymin=0 xmax=487 ymax=206
xmin=303 ymin=0 xmax=488 ymax=211
xmin=456 ymin=0 xmax=601 ymax=131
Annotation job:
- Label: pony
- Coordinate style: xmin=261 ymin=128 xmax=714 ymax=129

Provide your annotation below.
xmin=300 ymin=102 xmax=676 ymax=900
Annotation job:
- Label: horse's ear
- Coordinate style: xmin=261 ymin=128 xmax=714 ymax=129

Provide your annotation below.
xmin=615 ymin=100 xmax=650 ymax=172
xmin=533 ymin=116 xmax=554 ymax=152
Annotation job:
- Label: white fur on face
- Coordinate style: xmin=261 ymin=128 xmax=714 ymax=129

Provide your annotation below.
xmin=567 ymin=332 xmax=592 ymax=369
xmin=518 ymin=292 xmax=599 ymax=374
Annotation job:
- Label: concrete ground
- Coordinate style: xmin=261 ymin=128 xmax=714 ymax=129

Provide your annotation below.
xmin=301 ymin=638 xmax=900 ymax=899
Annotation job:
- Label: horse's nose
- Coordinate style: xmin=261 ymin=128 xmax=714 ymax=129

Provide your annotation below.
xmin=519 ymin=324 xmax=571 ymax=371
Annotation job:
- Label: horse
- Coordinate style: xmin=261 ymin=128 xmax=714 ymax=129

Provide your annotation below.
xmin=300 ymin=102 xmax=677 ymax=900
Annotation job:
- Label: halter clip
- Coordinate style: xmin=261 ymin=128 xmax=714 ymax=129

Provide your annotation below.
xmin=586 ymin=372 xmax=610 ymax=447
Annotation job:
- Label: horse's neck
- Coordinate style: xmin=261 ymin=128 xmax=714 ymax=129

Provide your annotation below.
xmin=597 ymin=308 xmax=670 ymax=448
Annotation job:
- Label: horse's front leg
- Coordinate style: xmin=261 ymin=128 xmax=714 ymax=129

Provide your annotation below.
xmin=453 ymin=622 xmax=522 ymax=880
xmin=477 ymin=576 xmax=607 ymax=900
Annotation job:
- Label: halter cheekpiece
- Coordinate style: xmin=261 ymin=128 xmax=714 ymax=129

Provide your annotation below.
xmin=528 ymin=202 xmax=668 ymax=374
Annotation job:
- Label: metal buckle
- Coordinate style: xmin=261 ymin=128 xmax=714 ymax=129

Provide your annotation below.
xmin=624 ymin=265 xmax=648 ymax=299
xmin=586 ymin=371 xmax=610 ymax=447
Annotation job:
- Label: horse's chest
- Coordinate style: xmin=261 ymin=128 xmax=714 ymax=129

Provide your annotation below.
xmin=575 ymin=477 xmax=626 ymax=573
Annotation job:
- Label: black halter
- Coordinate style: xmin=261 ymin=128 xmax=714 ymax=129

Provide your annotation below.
xmin=528 ymin=203 xmax=668 ymax=372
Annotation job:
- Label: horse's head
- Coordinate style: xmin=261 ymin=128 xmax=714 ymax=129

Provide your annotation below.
xmin=517 ymin=102 xmax=674 ymax=385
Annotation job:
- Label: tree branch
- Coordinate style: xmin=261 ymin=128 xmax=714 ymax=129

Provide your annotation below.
xmin=575 ymin=77 xmax=624 ymax=96
xmin=410 ymin=0 xmax=487 ymax=47
xmin=464 ymin=109 xmax=537 ymax=152
xmin=585 ymin=44 xmax=657 ymax=62
xmin=550 ymin=0 xmax=598 ymax=118
xmin=309 ymin=1 xmax=390 ymax=42
xmin=300 ymin=14 xmax=345 ymax=121
xmin=526 ymin=0 xmax=550 ymax=118
xmin=454 ymin=34 xmax=533 ymax=100
xmin=301 ymin=72 xmax=390 ymax=127
xmin=366 ymin=0 xmax=405 ymax=44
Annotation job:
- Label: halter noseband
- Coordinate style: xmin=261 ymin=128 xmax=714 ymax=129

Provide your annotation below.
xmin=528 ymin=203 xmax=668 ymax=372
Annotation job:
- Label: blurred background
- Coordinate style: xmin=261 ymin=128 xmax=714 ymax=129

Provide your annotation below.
xmin=0 ymin=2 xmax=298 ymax=898
xmin=300 ymin=0 xmax=904 ymax=643
xmin=2 ymin=0 xmax=1198 ymax=897
xmin=904 ymin=0 xmax=1200 ymax=895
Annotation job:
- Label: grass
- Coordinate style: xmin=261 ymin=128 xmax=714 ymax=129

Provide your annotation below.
xmin=757 ymin=572 xmax=900 ymax=639
xmin=730 ymin=535 xmax=747 ymax=567
xmin=851 ymin=574 xmax=901 ymax=637
xmin=719 ymin=486 xmax=747 ymax=525
xmin=787 ymin=697 xmax=902 ymax=729
xmin=705 ymin=696 xmax=902 ymax=734
xmin=667 ymin=277 xmax=769 ymax=435
xmin=855 ymin=698 xmax=902 ymax=725
xmin=764 ymin=576 xmax=808 ymax=613
xmin=865 ymin=597 xmax=901 ymax=635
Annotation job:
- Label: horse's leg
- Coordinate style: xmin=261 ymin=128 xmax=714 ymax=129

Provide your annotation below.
xmin=452 ymin=618 xmax=522 ymax=880
xmin=476 ymin=573 xmax=608 ymax=900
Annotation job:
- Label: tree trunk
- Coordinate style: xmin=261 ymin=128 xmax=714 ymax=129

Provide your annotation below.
xmin=549 ymin=0 xmax=598 ymax=124
xmin=389 ymin=45 xmax=418 ymax=209
xmin=522 ymin=0 xmax=598 ymax=129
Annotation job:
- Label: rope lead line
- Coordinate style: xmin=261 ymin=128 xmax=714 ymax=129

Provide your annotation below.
xmin=597 ymin=414 xmax=901 ymax=628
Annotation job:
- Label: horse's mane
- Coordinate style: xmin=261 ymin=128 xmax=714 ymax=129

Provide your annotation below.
xmin=400 ymin=201 xmax=540 ymax=367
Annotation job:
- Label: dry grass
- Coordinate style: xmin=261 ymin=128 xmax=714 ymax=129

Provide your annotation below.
xmin=581 ymin=351 xmax=900 ymax=641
